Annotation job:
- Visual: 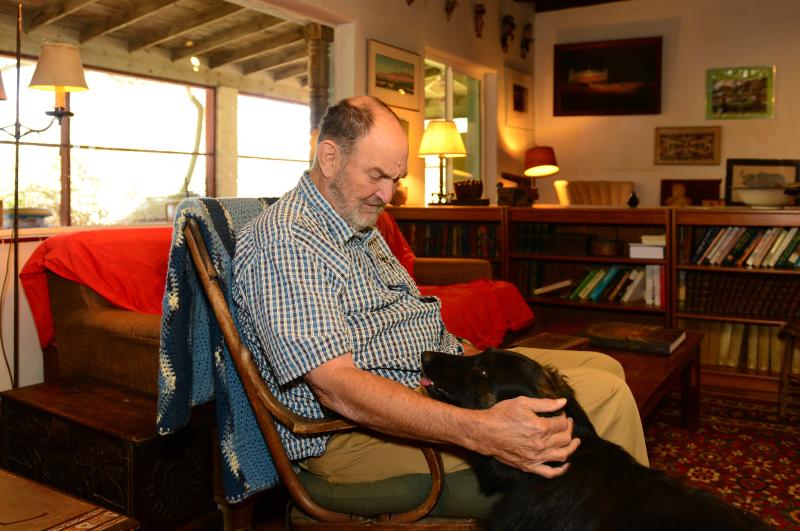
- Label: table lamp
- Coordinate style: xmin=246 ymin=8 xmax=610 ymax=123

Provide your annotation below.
xmin=418 ymin=119 xmax=466 ymax=205
xmin=498 ymin=146 xmax=560 ymax=207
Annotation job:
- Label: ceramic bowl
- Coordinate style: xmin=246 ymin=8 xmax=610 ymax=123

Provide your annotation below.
xmin=733 ymin=187 xmax=793 ymax=208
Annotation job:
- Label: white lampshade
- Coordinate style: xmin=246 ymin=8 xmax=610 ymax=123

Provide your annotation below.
xmin=418 ymin=120 xmax=467 ymax=158
xmin=0 ymin=70 xmax=6 ymax=100
xmin=29 ymin=43 xmax=88 ymax=108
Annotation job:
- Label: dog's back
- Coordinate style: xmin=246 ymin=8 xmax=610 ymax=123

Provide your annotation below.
xmin=421 ymin=349 xmax=771 ymax=531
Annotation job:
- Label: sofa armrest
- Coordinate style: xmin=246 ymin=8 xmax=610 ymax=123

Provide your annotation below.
xmin=413 ymin=257 xmax=493 ymax=285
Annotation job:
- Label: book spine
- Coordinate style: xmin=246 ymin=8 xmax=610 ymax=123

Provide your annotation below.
xmin=589 ymin=266 xmax=620 ymax=301
xmin=692 ymin=226 xmax=721 ymax=264
xmin=777 ymin=229 xmax=800 ymax=268
xmin=722 ymin=227 xmax=757 ymax=265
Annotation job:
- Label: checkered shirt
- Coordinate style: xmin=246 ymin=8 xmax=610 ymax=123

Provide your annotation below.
xmin=232 ymin=172 xmax=463 ymax=461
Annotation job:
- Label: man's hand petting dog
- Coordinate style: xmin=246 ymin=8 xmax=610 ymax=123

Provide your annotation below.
xmin=471 ymin=396 xmax=579 ymax=478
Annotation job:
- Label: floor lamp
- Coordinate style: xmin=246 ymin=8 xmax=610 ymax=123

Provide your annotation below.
xmin=0 ymin=2 xmax=88 ymax=389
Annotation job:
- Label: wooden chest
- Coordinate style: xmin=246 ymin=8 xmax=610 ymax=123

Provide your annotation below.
xmin=0 ymin=378 xmax=221 ymax=530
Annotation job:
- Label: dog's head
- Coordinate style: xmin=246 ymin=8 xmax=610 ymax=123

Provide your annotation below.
xmin=420 ymin=348 xmax=575 ymax=413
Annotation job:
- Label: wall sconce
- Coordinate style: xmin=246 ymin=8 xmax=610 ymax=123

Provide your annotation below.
xmin=29 ymin=43 xmax=89 ymax=123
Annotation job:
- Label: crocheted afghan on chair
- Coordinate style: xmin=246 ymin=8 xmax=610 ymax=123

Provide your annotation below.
xmin=156 ymin=196 xmax=279 ymax=502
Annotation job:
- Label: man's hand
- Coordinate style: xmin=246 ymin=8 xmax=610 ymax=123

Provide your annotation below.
xmin=467 ymin=396 xmax=579 ymax=478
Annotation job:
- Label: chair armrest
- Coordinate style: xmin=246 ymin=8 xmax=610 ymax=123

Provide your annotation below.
xmin=414 ymin=257 xmax=492 ymax=285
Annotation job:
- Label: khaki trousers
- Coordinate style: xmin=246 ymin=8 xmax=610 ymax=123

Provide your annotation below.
xmin=303 ymin=347 xmax=649 ymax=485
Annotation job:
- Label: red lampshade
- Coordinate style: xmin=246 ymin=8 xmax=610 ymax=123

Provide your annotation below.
xmin=524 ymin=146 xmax=559 ymax=177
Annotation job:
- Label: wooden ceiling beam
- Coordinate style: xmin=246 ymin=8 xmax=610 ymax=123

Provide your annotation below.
xmin=79 ymin=0 xmax=180 ymax=42
xmin=272 ymin=62 xmax=307 ymax=82
xmin=171 ymin=14 xmax=282 ymax=61
xmin=241 ymin=44 xmax=307 ymax=75
xmin=25 ymin=0 xmax=99 ymax=32
xmin=207 ymin=25 xmax=304 ymax=69
xmin=128 ymin=3 xmax=246 ymax=52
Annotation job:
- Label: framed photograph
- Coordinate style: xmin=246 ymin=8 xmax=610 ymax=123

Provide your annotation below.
xmin=706 ymin=66 xmax=775 ymax=119
xmin=553 ymin=37 xmax=662 ymax=116
xmin=660 ymin=179 xmax=721 ymax=207
xmin=725 ymin=158 xmax=800 ymax=205
xmin=367 ymin=39 xmax=422 ymax=111
xmin=654 ymin=126 xmax=721 ymax=165
xmin=505 ymin=68 xmax=534 ymax=129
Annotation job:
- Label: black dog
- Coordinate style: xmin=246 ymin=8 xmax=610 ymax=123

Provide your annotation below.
xmin=421 ymin=348 xmax=771 ymax=531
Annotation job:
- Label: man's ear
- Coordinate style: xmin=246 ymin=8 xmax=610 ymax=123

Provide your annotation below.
xmin=316 ymin=139 xmax=341 ymax=179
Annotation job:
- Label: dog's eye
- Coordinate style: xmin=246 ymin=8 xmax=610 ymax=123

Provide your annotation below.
xmin=476 ymin=367 xmax=488 ymax=378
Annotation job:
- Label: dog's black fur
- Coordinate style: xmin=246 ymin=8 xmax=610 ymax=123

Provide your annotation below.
xmin=421 ymin=348 xmax=771 ymax=531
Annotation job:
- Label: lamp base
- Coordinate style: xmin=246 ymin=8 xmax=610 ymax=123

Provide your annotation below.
xmin=497 ymin=186 xmax=539 ymax=207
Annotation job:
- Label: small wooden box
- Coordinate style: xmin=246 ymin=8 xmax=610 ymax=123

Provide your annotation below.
xmin=0 ymin=378 xmax=221 ymax=530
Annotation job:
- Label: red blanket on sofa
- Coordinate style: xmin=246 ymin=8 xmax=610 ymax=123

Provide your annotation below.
xmin=21 ymin=216 xmax=533 ymax=350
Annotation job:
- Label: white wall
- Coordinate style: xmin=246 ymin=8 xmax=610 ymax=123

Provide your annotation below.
xmin=247 ymin=0 xmax=538 ymax=204
xmin=533 ymin=0 xmax=800 ymax=206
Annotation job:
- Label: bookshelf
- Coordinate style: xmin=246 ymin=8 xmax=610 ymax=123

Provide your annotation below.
xmin=387 ymin=206 xmax=506 ymax=278
xmin=673 ymin=208 xmax=800 ymax=398
xmin=507 ymin=207 xmax=671 ymax=329
xmin=385 ymin=205 xmax=800 ymax=398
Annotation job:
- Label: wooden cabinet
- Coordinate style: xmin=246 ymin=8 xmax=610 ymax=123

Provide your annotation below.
xmin=385 ymin=205 xmax=800 ymax=398
xmin=672 ymin=208 xmax=800 ymax=398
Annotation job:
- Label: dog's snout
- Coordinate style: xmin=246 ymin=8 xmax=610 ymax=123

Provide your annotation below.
xmin=421 ymin=351 xmax=435 ymax=366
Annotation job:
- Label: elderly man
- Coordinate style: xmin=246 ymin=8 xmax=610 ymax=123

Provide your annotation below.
xmin=232 ymin=95 xmax=647 ymax=517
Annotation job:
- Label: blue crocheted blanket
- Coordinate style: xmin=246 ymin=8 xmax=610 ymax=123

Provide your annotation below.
xmin=156 ymin=196 xmax=279 ymax=503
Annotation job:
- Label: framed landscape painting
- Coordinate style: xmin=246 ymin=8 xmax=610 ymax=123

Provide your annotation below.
xmin=654 ymin=126 xmax=721 ymax=165
xmin=706 ymin=66 xmax=775 ymax=119
xmin=367 ymin=40 xmax=422 ymax=111
xmin=553 ymin=37 xmax=662 ymax=116
xmin=725 ymin=158 xmax=800 ymax=205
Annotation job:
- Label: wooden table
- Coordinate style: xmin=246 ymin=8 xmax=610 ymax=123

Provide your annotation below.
xmin=516 ymin=323 xmax=702 ymax=429
xmin=0 ymin=468 xmax=137 ymax=530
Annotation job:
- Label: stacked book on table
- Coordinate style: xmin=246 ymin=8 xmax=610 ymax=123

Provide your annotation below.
xmin=688 ymin=226 xmax=800 ymax=268
xmin=628 ymin=233 xmax=666 ymax=259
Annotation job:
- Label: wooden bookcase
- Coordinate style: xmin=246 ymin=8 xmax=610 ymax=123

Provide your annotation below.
xmin=387 ymin=206 xmax=506 ymax=279
xmin=507 ymin=206 xmax=671 ymax=330
xmin=385 ymin=205 xmax=800 ymax=398
xmin=672 ymin=208 xmax=800 ymax=398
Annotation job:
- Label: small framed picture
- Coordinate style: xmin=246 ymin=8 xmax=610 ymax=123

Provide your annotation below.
xmin=505 ymin=68 xmax=534 ymax=129
xmin=367 ymin=40 xmax=422 ymax=111
xmin=725 ymin=158 xmax=800 ymax=205
xmin=654 ymin=126 xmax=721 ymax=165
xmin=706 ymin=66 xmax=775 ymax=119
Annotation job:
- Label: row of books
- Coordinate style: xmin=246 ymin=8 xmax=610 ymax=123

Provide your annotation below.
xmin=397 ymin=222 xmax=500 ymax=258
xmin=683 ymin=320 xmax=800 ymax=374
xmin=687 ymin=225 xmax=800 ymax=268
xmin=678 ymin=271 xmax=800 ymax=320
xmin=523 ymin=265 xmax=665 ymax=307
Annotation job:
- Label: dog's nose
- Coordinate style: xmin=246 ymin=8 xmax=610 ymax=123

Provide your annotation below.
xmin=421 ymin=351 xmax=434 ymax=365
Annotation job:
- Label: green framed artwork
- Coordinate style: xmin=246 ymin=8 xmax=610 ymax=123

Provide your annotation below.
xmin=706 ymin=66 xmax=775 ymax=119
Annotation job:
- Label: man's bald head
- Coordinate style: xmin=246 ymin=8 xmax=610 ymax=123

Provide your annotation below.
xmin=316 ymin=96 xmax=404 ymax=161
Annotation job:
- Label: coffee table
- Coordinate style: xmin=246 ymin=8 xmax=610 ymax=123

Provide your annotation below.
xmin=512 ymin=323 xmax=701 ymax=429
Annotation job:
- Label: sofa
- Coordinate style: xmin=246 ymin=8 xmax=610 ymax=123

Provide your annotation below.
xmin=21 ymin=211 xmax=533 ymax=396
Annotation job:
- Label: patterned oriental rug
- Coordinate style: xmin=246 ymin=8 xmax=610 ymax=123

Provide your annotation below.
xmin=645 ymin=393 xmax=800 ymax=529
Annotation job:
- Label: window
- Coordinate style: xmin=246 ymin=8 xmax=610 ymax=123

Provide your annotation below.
xmin=1 ymin=55 xmax=210 ymax=226
xmin=237 ymin=94 xmax=310 ymax=198
xmin=423 ymin=58 xmax=482 ymax=203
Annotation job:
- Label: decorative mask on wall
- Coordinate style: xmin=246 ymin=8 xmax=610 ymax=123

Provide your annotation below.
xmin=474 ymin=3 xmax=486 ymax=38
xmin=501 ymin=15 xmax=516 ymax=53
xmin=521 ymin=23 xmax=533 ymax=58
xmin=446 ymin=0 xmax=457 ymax=21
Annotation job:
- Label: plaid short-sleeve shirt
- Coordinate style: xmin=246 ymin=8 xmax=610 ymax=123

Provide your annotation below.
xmin=232 ymin=172 xmax=463 ymax=460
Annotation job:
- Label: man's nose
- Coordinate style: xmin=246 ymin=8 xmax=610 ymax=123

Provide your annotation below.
xmin=375 ymin=179 xmax=396 ymax=204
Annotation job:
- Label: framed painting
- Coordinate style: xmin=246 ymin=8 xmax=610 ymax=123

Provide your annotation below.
xmin=660 ymin=179 xmax=721 ymax=207
xmin=725 ymin=158 xmax=800 ymax=205
xmin=654 ymin=126 xmax=721 ymax=165
xmin=706 ymin=66 xmax=775 ymax=119
xmin=553 ymin=37 xmax=662 ymax=116
xmin=505 ymin=68 xmax=534 ymax=129
xmin=367 ymin=40 xmax=422 ymax=111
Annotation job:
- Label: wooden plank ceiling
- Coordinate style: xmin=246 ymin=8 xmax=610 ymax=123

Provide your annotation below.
xmin=0 ymin=0 xmax=311 ymax=85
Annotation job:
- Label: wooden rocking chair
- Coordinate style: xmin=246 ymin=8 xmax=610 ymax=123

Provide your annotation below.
xmin=183 ymin=218 xmax=485 ymax=530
